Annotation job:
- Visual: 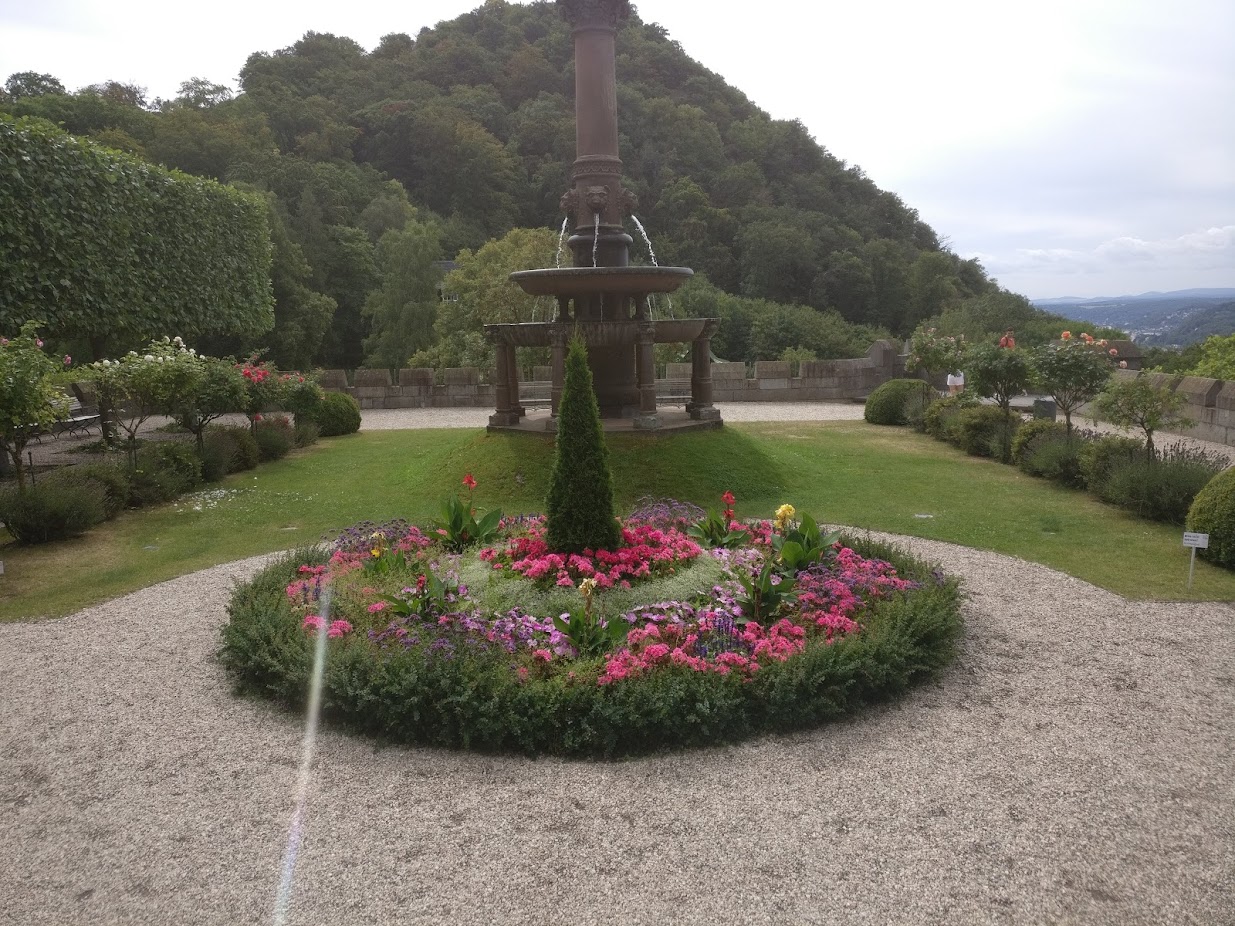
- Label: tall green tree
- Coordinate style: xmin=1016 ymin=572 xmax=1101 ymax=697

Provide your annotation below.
xmin=362 ymin=218 xmax=444 ymax=368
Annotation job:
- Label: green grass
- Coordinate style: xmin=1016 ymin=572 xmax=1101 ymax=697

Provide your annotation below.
xmin=3 ymin=421 xmax=1233 ymax=620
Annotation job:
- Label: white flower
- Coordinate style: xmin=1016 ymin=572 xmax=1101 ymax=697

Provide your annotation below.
xmin=144 ymin=355 xmax=154 ymax=361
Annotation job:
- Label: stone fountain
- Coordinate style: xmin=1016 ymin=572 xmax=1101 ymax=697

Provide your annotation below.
xmin=485 ymin=0 xmax=722 ymax=433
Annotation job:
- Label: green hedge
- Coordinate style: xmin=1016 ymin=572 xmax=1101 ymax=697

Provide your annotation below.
xmin=1188 ymin=467 xmax=1235 ymax=569
xmin=864 ymin=378 xmax=934 ymax=426
xmin=0 ymin=114 xmax=273 ymax=347
xmin=220 ymin=537 xmax=963 ymax=758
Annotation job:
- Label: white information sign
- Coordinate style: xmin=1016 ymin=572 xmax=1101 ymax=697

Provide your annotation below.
xmin=1183 ymin=532 xmax=1210 ymax=549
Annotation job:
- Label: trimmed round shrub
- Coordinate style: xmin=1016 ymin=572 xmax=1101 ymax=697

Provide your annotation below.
xmin=955 ymin=406 xmax=1019 ymax=459
xmin=221 ymin=529 xmax=961 ymax=758
xmin=0 ymin=482 xmax=106 ymax=543
xmin=314 ymin=391 xmax=362 ymax=437
xmin=44 ymin=462 xmax=131 ymax=519
xmin=293 ymin=420 xmax=320 ymax=448
xmin=130 ymin=440 xmax=202 ymax=507
xmin=1079 ymin=434 xmax=1144 ymax=499
xmin=864 ymin=378 xmax=934 ymax=426
xmin=1012 ymin=419 xmax=1067 ymax=464
xmin=1187 ymin=466 xmax=1235 ymax=568
xmin=254 ymin=415 xmax=295 ymax=461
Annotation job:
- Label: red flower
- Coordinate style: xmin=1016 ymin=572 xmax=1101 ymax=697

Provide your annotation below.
xmin=462 ymin=473 xmax=477 ymax=490
xmin=721 ymin=490 xmax=736 ymax=506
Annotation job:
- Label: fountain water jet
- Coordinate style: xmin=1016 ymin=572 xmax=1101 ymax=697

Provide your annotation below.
xmin=486 ymin=0 xmax=721 ymax=432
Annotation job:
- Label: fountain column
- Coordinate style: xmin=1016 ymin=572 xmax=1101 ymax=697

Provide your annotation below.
xmin=489 ymin=337 xmax=520 ymax=427
xmin=634 ymin=316 xmax=659 ymax=430
xmin=689 ymin=320 xmax=721 ymax=421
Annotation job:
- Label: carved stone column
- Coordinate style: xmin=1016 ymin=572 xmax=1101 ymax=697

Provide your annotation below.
xmin=633 ymin=318 xmax=659 ymax=430
xmin=488 ymin=335 xmax=520 ymax=427
xmin=689 ymin=320 xmax=721 ymax=421
xmin=559 ymin=0 xmax=634 ymax=271
xmin=504 ymin=343 xmax=524 ymax=418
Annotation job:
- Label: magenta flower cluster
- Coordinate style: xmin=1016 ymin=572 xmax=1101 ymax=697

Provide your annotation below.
xmin=479 ymin=518 xmax=702 ymax=589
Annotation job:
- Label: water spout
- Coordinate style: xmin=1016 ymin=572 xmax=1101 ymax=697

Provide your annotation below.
xmin=631 ymin=215 xmax=673 ymax=318
xmin=591 ymin=212 xmax=600 ymax=268
xmin=555 ymin=216 xmax=568 ymax=269
xmin=630 ymin=215 xmax=658 ymax=266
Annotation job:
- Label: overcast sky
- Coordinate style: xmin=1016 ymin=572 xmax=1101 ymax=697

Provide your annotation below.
xmin=3 ymin=0 xmax=1232 ymax=300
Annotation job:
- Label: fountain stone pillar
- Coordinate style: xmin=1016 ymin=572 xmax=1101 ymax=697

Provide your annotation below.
xmin=689 ymin=320 xmax=721 ymax=421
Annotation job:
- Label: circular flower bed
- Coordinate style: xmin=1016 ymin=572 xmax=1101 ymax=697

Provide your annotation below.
xmin=222 ymin=495 xmax=962 ymax=757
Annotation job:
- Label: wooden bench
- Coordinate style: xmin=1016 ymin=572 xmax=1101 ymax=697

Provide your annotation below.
xmin=52 ymin=387 xmax=102 ymax=439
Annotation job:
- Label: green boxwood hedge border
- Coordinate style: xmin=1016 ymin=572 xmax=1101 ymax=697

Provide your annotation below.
xmin=220 ymin=535 xmax=963 ymax=758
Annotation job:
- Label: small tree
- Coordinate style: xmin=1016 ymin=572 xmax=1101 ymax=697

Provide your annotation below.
xmin=964 ymin=343 xmax=1032 ymax=462
xmin=1031 ymin=333 xmax=1117 ymax=437
xmin=1094 ymin=374 xmax=1193 ymax=460
xmin=166 ymin=354 xmax=248 ymax=452
xmin=906 ymin=324 xmax=966 ymax=416
xmin=545 ymin=335 xmax=621 ymax=555
xmin=0 ymin=322 xmax=70 ymax=487
xmin=86 ymin=339 xmax=190 ymax=467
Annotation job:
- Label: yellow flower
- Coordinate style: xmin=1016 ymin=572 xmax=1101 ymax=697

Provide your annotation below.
xmin=579 ymin=577 xmax=598 ymax=597
xmin=775 ymin=503 xmax=796 ymax=529
xmin=370 ymin=548 xmax=381 ymax=558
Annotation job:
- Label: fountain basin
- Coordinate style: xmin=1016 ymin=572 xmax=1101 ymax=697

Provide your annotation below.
xmin=485 ymin=318 xmax=713 ymax=347
xmin=510 ymin=266 xmax=693 ymax=297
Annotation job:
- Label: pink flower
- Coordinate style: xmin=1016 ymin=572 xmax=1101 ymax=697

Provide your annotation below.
xmin=63 ymin=355 xmax=72 ymax=366
xmin=533 ymin=649 xmax=552 ymax=662
xmin=367 ymin=600 xmax=388 ymax=613
xmin=1108 ymin=348 xmax=1118 ymax=356
xmin=35 ymin=338 xmax=43 ymax=348
xmin=327 ymin=620 xmax=353 ymax=638
xmin=462 ymin=473 xmax=477 ymax=490
xmin=302 ymin=615 xmax=325 ymax=633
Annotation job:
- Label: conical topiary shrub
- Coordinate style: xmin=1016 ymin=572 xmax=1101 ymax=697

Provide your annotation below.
xmin=545 ymin=334 xmax=622 ymax=554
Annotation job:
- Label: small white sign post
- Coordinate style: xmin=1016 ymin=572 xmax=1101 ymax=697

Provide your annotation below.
xmin=1183 ymin=532 xmax=1209 ymax=589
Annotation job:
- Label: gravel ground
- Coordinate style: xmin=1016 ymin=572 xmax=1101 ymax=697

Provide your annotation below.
xmin=3 ymin=402 xmax=1233 ymax=925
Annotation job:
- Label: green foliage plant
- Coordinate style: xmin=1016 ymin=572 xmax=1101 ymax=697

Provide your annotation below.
xmin=129 ymin=441 xmax=202 ymax=507
xmin=923 ymin=393 xmax=979 ymax=442
xmin=964 ymin=343 xmax=1032 ymax=460
xmin=1018 ymin=432 xmax=1087 ymax=489
xmin=955 ymin=405 xmax=1019 ymax=461
xmin=1187 ymin=467 xmax=1235 ymax=569
xmin=864 ymin=378 xmax=934 ymax=426
xmin=1192 ymin=332 xmax=1235 ymax=382
xmin=0 ymin=115 xmax=273 ymax=351
xmin=1079 ymin=434 xmax=1145 ymax=499
xmin=545 ymin=334 xmax=621 ymax=554
xmin=551 ymin=578 xmax=631 ymax=658
xmin=253 ymin=415 xmax=295 ymax=461
xmin=1103 ymin=453 xmax=1222 ymax=525
xmin=1031 ymin=333 xmax=1117 ymax=436
xmin=0 ymin=481 xmax=105 ymax=543
xmin=44 ymin=462 xmax=131 ymax=519
xmin=85 ymin=338 xmax=187 ymax=466
xmin=687 ymin=490 xmax=747 ymax=549
xmin=1011 ymin=418 xmax=1067 ymax=465
xmin=1093 ymin=374 xmax=1193 ymax=459
xmin=313 ymin=391 xmax=362 ymax=436
xmin=771 ymin=507 xmax=841 ymax=573
xmin=0 ymin=321 xmax=69 ymax=487
xmin=167 ymin=353 xmax=248 ymax=452
xmin=905 ymin=325 xmax=964 ymax=381
xmin=435 ymin=473 xmax=503 ymax=552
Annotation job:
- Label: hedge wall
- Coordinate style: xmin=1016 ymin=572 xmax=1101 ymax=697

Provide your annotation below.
xmin=0 ymin=114 xmax=273 ymax=348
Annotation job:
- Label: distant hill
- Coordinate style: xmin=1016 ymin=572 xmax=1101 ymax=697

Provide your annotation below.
xmin=1031 ymin=289 xmax=1235 ymax=343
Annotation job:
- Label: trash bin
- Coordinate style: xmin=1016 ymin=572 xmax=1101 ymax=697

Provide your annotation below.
xmin=1032 ymin=398 xmax=1057 ymax=421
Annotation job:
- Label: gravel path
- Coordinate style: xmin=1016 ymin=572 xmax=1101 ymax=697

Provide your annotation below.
xmin=4 ymin=401 xmax=1233 ymax=924
xmin=1 ymin=536 xmax=1232 ymax=925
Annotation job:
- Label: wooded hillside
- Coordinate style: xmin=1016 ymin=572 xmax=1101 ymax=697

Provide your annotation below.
xmin=3 ymin=0 xmax=1028 ymax=368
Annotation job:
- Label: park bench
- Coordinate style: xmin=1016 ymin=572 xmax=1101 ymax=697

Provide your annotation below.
xmin=50 ymin=385 xmax=102 ymax=439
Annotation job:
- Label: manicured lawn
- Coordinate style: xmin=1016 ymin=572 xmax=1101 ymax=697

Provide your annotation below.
xmin=2 ymin=420 xmax=1232 ymax=620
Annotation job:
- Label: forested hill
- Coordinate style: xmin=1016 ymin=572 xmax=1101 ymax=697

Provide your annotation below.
xmin=3 ymin=0 xmax=1014 ymax=368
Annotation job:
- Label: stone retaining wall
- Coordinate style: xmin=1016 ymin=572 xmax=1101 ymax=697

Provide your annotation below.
xmin=324 ymin=340 xmax=906 ymax=411
xmin=1080 ymin=369 xmax=1235 ymax=448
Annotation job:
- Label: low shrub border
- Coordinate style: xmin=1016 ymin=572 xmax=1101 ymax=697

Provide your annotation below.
xmin=221 ymin=498 xmax=963 ymax=758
